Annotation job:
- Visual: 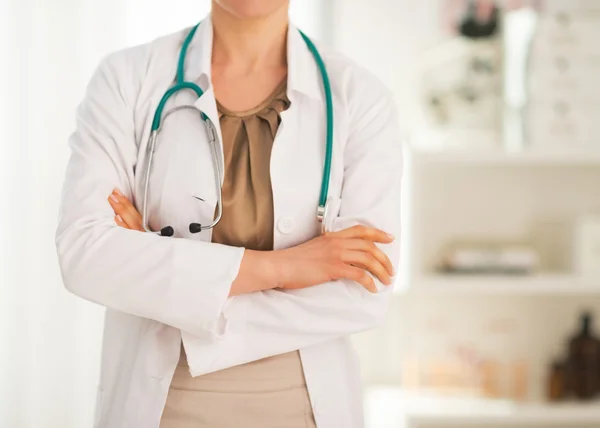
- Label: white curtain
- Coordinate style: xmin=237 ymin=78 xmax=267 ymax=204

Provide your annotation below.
xmin=1 ymin=1 xmax=326 ymax=427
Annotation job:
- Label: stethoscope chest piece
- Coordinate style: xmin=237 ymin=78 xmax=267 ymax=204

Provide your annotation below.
xmin=317 ymin=197 xmax=333 ymax=235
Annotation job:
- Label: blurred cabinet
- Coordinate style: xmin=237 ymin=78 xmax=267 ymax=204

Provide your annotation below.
xmin=379 ymin=145 xmax=600 ymax=408
xmin=405 ymin=148 xmax=600 ymax=288
xmin=527 ymin=1 xmax=600 ymax=151
xmin=357 ymin=40 xmax=600 ymax=424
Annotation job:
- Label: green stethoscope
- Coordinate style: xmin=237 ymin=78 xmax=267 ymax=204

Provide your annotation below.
xmin=142 ymin=22 xmax=334 ymax=237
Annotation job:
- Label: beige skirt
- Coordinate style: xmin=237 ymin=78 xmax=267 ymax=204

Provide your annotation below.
xmin=160 ymin=346 xmax=316 ymax=428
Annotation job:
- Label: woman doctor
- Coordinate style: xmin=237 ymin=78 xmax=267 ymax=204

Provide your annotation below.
xmin=56 ymin=0 xmax=402 ymax=427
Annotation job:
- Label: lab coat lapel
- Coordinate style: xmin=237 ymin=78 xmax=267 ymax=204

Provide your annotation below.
xmin=193 ymin=86 xmax=223 ymax=184
xmin=270 ymin=26 xmax=332 ymax=247
xmin=184 ymin=17 xmax=225 ymax=183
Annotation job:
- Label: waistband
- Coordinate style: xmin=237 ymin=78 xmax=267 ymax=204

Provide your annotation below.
xmin=171 ymin=345 xmax=307 ymax=393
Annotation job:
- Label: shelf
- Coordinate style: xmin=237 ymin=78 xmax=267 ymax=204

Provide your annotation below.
xmin=365 ymin=387 xmax=600 ymax=427
xmin=411 ymin=274 xmax=600 ymax=295
xmin=407 ymin=403 xmax=600 ymax=426
xmin=410 ymin=147 xmax=600 ymax=166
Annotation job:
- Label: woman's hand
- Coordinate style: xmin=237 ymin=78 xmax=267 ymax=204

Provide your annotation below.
xmin=232 ymin=226 xmax=395 ymax=296
xmin=272 ymin=225 xmax=395 ymax=294
xmin=108 ymin=188 xmax=143 ymax=231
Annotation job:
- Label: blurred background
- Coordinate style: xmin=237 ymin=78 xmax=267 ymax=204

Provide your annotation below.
xmin=2 ymin=0 xmax=600 ymax=427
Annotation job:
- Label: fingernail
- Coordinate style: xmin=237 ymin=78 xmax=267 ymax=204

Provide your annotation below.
xmin=116 ymin=215 xmax=123 ymax=223
xmin=387 ymin=233 xmax=395 ymax=240
xmin=114 ymin=188 xmax=124 ymax=197
xmin=110 ymin=194 xmax=119 ymax=203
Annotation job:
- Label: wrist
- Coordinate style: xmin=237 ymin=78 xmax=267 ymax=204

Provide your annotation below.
xmin=243 ymin=249 xmax=286 ymax=291
xmin=263 ymin=250 xmax=287 ymax=290
xmin=230 ymin=249 xmax=291 ymax=297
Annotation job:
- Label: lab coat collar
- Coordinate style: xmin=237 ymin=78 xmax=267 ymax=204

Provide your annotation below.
xmin=187 ymin=15 xmax=324 ymax=106
xmin=286 ymin=23 xmax=323 ymax=102
xmin=189 ymin=19 xmax=217 ymax=126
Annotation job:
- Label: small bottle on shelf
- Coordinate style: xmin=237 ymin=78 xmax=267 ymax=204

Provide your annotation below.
xmin=480 ymin=359 xmax=501 ymax=398
xmin=510 ymin=360 xmax=529 ymax=401
xmin=567 ymin=312 xmax=600 ymax=400
xmin=547 ymin=360 xmax=566 ymax=402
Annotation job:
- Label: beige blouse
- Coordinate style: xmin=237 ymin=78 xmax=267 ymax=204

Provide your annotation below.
xmin=211 ymin=78 xmax=289 ymax=250
xmin=161 ymin=80 xmax=316 ymax=427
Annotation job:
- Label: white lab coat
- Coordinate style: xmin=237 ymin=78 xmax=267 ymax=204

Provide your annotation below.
xmin=56 ymin=17 xmax=402 ymax=428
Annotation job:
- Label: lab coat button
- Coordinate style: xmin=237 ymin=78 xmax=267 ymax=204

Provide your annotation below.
xmin=312 ymin=399 xmax=326 ymax=415
xmin=277 ymin=216 xmax=295 ymax=234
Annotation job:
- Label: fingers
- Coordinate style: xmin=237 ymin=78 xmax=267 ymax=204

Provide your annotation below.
xmin=341 ymin=250 xmax=392 ymax=286
xmin=108 ymin=189 xmax=144 ymax=231
xmin=323 ymin=232 xmax=395 ymax=291
xmin=326 ymin=225 xmax=394 ymax=244
xmin=343 ymin=239 xmax=394 ymax=277
xmin=114 ymin=214 xmax=127 ymax=228
xmin=339 ymin=264 xmax=378 ymax=293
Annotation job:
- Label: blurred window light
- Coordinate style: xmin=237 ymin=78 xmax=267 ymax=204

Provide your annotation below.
xmin=504 ymin=7 xmax=538 ymax=107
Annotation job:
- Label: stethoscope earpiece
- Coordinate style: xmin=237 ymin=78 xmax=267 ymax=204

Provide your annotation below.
xmin=160 ymin=226 xmax=175 ymax=237
xmin=189 ymin=223 xmax=202 ymax=234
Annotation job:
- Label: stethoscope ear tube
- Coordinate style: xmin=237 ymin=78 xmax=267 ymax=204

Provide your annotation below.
xmin=142 ymin=132 xmax=174 ymax=237
xmin=186 ymin=118 xmax=223 ymax=234
xmin=141 ymin=131 xmax=159 ymax=235
xmin=141 ymin=106 xmax=223 ymax=236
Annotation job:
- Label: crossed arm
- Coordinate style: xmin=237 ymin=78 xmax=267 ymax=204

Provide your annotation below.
xmin=109 ymin=187 xmax=395 ymax=296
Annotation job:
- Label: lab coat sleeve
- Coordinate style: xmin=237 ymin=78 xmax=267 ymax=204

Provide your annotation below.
xmin=55 ymin=54 xmax=245 ymax=337
xmin=185 ymin=86 xmax=403 ymax=374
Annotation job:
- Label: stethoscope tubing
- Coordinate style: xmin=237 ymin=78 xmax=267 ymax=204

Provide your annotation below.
xmin=141 ymin=21 xmax=333 ymax=236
